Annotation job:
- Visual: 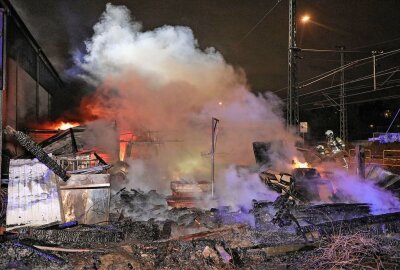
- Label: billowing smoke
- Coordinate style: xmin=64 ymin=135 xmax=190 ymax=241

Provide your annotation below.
xmin=331 ymin=170 xmax=400 ymax=214
xmin=75 ymin=4 xmax=299 ymax=195
xmin=214 ymin=165 xmax=279 ymax=211
xmin=81 ymin=119 xmax=119 ymax=158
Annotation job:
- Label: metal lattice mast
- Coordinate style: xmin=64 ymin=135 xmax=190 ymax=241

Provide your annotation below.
xmin=287 ymin=0 xmax=299 ymax=132
xmin=338 ymin=46 xmax=347 ymax=145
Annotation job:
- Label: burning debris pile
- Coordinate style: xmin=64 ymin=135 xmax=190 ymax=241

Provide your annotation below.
xmin=1 ymin=124 xmax=400 ymax=269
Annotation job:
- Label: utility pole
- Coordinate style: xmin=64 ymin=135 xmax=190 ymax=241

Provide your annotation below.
xmin=287 ymin=0 xmax=299 ymax=132
xmin=337 ymin=46 xmax=347 ymax=146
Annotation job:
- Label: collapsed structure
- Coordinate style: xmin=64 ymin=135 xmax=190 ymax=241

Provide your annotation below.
xmin=0 ymin=123 xmax=400 ymax=269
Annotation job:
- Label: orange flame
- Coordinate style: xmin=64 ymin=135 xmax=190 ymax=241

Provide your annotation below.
xmin=119 ymin=132 xmax=137 ymax=161
xmin=292 ymin=158 xmax=310 ymax=169
xmin=39 ymin=121 xmax=80 ymax=130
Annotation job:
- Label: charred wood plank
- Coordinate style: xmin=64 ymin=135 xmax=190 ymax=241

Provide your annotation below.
xmin=169 ymin=224 xmax=247 ymax=241
xmin=28 ymin=227 xmax=123 ymax=244
xmin=33 ymin=245 xmax=104 ymax=253
xmin=298 ymin=212 xmax=400 ymax=238
xmin=247 ymin=242 xmax=317 ymax=257
xmin=4 ymin=126 xmax=70 ymax=181
xmin=94 ymin=152 xmax=108 ymax=165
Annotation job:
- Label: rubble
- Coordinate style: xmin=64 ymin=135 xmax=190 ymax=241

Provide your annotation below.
xmin=1 ymin=128 xmax=400 ymax=269
xmin=167 ymin=180 xmax=211 ymax=208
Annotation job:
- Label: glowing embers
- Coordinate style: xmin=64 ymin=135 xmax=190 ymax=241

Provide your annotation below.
xmin=167 ymin=180 xmax=211 ymax=208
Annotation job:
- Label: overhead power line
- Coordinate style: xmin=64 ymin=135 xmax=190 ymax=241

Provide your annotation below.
xmin=300 ymin=48 xmax=369 ymax=54
xmin=237 ymin=0 xmax=282 ymax=44
xmin=354 ymin=36 xmax=400 ymax=50
xmin=273 ymin=47 xmax=400 ymax=94
xmin=282 ymin=66 xmax=400 ymax=101
xmin=300 ymin=83 xmax=400 ymax=107
xmin=298 ymin=48 xmax=400 ymax=90
xmin=305 ymin=78 xmax=400 ymax=98
xmin=300 ymin=84 xmax=400 ymax=110
xmin=297 ymin=66 xmax=400 ymax=98
xmin=304 ymin=93 xmax=400 ymax=110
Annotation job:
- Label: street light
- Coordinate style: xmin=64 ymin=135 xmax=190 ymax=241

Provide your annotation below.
xmin=301 ymin=15 xmax=310 ymax=23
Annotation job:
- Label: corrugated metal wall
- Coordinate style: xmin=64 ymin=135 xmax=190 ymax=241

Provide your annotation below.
xmin=4 ymin=9 xmax=63 ymax=130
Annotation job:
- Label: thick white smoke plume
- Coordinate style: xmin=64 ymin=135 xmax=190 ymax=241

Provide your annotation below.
xmin=76 ymin=4 xmax=299 ymax=197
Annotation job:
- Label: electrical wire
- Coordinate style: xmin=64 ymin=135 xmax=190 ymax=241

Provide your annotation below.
xmin=300 ymin=83 xmax=400 ymax=107
xmin=305 ymin=94 xmax=400 ymax=110
xmin=386 ymin=107 xmax=400 ymax=133
xmin=354 ymin=36 xmax=400 ymax=50
xmin=302 ymin=84 xmax=400 ymax=110
xmin=282 ymin=67 xmax=400 ymax=102
xmin=298 ymin=48 xmax=400 ymax=90
xmin=274 ymin=48 xmax=400 ymax=94
xmin=237 ymin=0 xmax=282 ymax=44
xmin=297 ymin=66 xmax=400 ymax=98
xmin=309 ymin=78 xmax=400 ymax=98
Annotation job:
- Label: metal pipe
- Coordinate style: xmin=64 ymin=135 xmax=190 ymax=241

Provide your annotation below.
xmin=211 ymin=117 xmax=219 ymax=198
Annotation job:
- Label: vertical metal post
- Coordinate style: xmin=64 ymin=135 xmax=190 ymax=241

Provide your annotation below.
xmin=338 ymin=46 xmax=347 ymax=146
xmin=211 ymin=117 xmax=219 ymax=198
xmin=287 ymin=0 xmax=299 ymax=132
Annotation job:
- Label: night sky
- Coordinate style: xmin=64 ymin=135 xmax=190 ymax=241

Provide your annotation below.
xmin=11 ymin=0 xmax=400 ymax=139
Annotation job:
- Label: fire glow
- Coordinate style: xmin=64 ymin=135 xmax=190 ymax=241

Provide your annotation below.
xmin=119 ymin=132 xmax=137 ymax=161
xmin=42 ymin=121 xmax=80 ymax=130
xmin=36 ymin=121 xmax=80 ymax=130
xmin=292 ymin=158 xmax=310 ymax=169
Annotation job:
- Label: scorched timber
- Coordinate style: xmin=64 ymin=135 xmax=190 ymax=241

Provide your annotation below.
xmin=4 ymin=126 xmax=70 ymax=181
xmin=298 ymin=211 xmax=400 ymax=238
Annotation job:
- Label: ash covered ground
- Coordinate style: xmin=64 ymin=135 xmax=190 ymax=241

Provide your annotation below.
xmin=1 ymin=187 xmax=400 ymax=270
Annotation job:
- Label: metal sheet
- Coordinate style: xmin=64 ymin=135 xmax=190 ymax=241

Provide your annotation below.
xmin=59 ymin=174 xmax=110 ymax=224
xmin=6 ymin=159 xmax=64 ymax=230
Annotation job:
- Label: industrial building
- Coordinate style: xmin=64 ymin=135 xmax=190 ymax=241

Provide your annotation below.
xmin=0 ymin=0 xmax=62 ymax=131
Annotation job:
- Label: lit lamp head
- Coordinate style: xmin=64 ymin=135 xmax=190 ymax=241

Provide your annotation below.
xmin=301 ymin=15 xmax=311 ymax=23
